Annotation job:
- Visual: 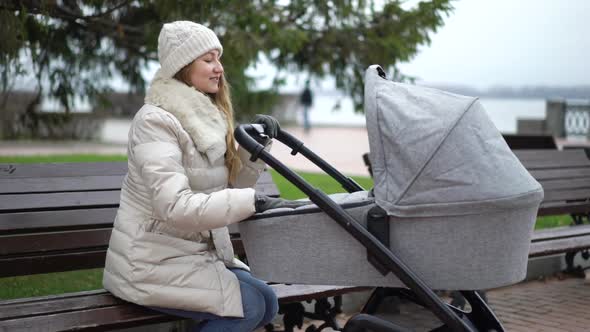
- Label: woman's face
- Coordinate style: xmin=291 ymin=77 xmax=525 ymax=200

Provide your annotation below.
xmin=188 ymin=50 xmax=223 ymax=94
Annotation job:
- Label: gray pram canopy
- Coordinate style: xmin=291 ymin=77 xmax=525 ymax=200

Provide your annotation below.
xmin=364 ymin=65 xmax=543 ymax=217
xmin=238 ymin=65 xmax=544 ymax=290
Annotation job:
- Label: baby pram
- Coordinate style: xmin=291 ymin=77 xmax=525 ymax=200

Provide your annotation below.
xmin=234 ymin=65 xmax=544 ymax=331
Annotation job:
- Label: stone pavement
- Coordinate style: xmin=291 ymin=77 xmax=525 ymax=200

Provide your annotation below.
xmin=487 ymin=276 xmax=590 ymax=332
xmin=266 ymin=276 xmax=590 ymax=332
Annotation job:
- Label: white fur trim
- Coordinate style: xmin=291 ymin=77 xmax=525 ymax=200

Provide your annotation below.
xmin=145 ymin=70 xmax=228 ymax=162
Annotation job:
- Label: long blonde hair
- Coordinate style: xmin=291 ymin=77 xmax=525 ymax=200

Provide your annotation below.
xmin=174 ymin=64 xmax=242 ymax=184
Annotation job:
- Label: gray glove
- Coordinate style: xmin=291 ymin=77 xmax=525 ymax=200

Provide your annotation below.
xmin=254 ymin=194 xmax=308 ymax=213
xmin=253 ymin=114 xmax=280 ymax=139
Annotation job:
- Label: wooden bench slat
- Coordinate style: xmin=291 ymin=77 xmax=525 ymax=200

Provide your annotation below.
xmin=0 ymin=240 xmax=242 ymax=279
xmin=0 ymin=285 xmax=367 ymax=321
xmin=231 ymin=238 xmax=245 ymax=257
xmin=0 ymin=290 xmax=120 ymax=320
xmin=529 ymin=234 xmax=590 ymax=257
xmin=531 ymin=224 xmax=590 ymax=242
xmin=0 ymin=289 xmax=107 ymax=305
xmin=538 ymin=202 xmax=590 ymax=216
xmin=0 ymin=208 xmax=117 ymax=233
xmin=529 ymin=168 xmax=590 ymax=181
xmin=535 ymin=177 xmax=590 ymax=190
xmin=0 ymin=173 xmax=277 ymax=206
xmin=271 ymin=284 xmax=370 ymax=303
xmin=0 ymin=175 xmax=126 ymax=194
xmin=515 ymin=149 xmax=589 ymax=163
xmin=0 ymin=285 xmax=367 ymax=331
xmin=520 ymin=159 xmax=590 ymax=169
xmin=541 ymin=188 xmax=590 ymax=203
xmin=0 ymin=303 xmax=174 ymax=332
xmin=502 ymin=135 xmax=557 ymax=150
xmin=0 ymin=250 xmax=107 ymax=278
xmin=0 ymin=162 xmax=128 ymax=178
xmin=0 ymin=191 xmax=121 ymax=213
xmin=0 ymin=229 xmax=112 ymax=256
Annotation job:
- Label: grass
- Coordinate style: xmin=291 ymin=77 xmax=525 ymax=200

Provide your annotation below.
xmin=0 ymin=269 xmax=104 ymax=300
xmin=0 ymin=154 xmax=573 ymax=299
xmin=534 ymin=215 xmax=573 ymax=230
xmin=270 ymin=171 xmax=374 ymax=200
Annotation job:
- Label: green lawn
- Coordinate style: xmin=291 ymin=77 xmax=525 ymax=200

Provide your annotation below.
xmin=0 ymin=269 xmax=104 ymax=300
xmin=0 ymin=154 xmax=573 ymax=299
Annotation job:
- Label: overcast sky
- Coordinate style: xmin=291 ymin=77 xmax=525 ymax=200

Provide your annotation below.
xmin=397 ymin=0 xmax=590 ymax=88
xmin=256 ymin=0 xmax=590 ymax=92
xmin=32 ymin=0 xmax=589 ymax=94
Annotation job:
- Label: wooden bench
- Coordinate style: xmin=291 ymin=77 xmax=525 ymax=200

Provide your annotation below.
xmin=501 ymin=134 xmax=590 ymax=271
xmin=502 ymin=134 xmax=557 ymax=150
xmin=516 ymin=149 xmax=590 ymax=274
xmin=0 ymin=162 xmax=367 ymax=332
xmin=7 ymin=147 xmax=589 ymax=330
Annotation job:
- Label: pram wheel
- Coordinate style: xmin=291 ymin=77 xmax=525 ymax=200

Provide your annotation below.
xmin=342 ymin=313 xmax=413 ymax=332
xmin=449 ymin=291 xmax=488 ymax=310
xmin=449 ymin=291 xmax=466 ymax=310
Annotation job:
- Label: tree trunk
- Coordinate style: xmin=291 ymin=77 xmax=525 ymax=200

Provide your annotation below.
xmin=21 ymin=90 xmax=42 ymax=139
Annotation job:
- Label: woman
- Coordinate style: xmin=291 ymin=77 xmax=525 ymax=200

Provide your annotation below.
xmin=103 ymin=21 xmax=305 ymax=331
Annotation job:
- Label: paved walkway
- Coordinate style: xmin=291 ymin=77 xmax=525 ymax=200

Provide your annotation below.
xmin=487 ymin=276 xmax=590 ymax=332
xmin=0 ymin=126 xmax=373 ymax=176
xmin=0 ymin=140 xmax=128 ymax=157
xmin=267 ymin=276 xmax=590 ymax=332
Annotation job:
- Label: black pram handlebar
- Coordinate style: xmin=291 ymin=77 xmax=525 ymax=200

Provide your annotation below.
xmin=234 ymin=124 xmax=364 ymax=193
xmin=234 ymin=124 xmax=487 ymax=332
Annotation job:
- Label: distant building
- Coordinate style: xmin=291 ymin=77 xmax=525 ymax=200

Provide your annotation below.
xmin=0 ymin=91 xmax=144 ymax=117
xmin=94 ymin=92 xmax=145 ymax=118
xmin=269 ymin=93 xmax=299 ymax=125
xmin=0 ymin=91 xmax=144 ymax=139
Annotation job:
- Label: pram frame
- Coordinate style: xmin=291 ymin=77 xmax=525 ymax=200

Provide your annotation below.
xmin=235 ymin=123 xmax=504 ymax=332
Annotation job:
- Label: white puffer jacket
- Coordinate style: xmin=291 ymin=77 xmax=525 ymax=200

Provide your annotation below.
xmin=103 ymin=70 xmax=267 ymax=317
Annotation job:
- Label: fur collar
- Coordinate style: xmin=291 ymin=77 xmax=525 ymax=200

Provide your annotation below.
xmin=144 ymin=69 xmax=228 ymax=162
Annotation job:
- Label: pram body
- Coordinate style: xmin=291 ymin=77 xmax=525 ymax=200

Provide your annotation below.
xmin=239 ymin=191 xmax=538 ymax=290
xmin=235 ymin=65 xmax=543 ymax=331
xmin=239 ymin=66 xmax=543 ymax=290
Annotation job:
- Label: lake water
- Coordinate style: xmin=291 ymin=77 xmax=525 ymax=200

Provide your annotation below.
xmin=307 ymin=96 xmax=546 ymax=133
xmin=101 ymin=97 xmax=547 ymax=144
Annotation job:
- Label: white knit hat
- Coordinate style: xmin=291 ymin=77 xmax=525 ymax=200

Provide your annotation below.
xmin=157 ymin=21 xmax=223 ymax=78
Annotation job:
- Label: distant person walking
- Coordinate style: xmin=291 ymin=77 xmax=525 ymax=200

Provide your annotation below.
xmin=300 ymin=80 xmax=313 ymax=132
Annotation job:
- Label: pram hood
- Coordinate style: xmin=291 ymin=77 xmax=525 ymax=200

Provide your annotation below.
xmin=364 ymin=65 xmax=544 ymax=217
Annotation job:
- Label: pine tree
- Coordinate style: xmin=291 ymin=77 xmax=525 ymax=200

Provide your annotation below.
xmin=0 ymin=0 xmax=452 ymax=136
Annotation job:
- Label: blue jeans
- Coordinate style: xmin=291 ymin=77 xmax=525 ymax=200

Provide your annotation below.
xmin=149 ymin=268 xmax=278 ymax=332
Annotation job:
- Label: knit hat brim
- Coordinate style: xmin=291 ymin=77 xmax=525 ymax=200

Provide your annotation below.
xmin=158 ymin=25 xmax=223 ymax=78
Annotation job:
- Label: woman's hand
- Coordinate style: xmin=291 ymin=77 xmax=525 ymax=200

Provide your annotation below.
xmin=253 ymin=114 xmax=280 ymax=139
xmin=254 ymin=194 xmax=308 ymax=213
